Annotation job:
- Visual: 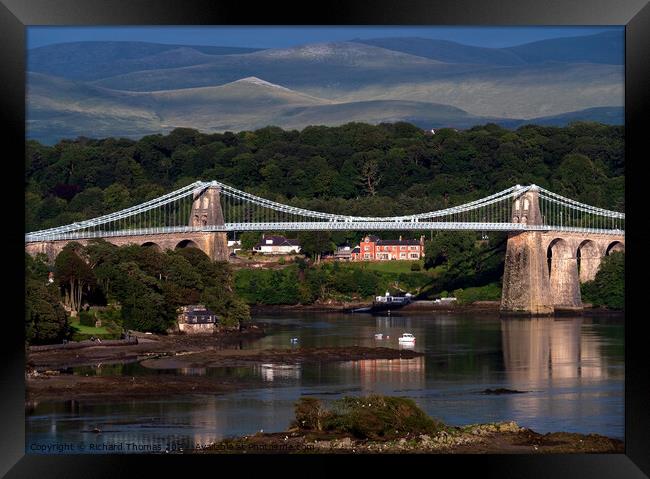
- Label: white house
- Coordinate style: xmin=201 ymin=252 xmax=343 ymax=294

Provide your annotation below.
xmin=228 ymin=239 xmax=242 ymax=255
xmin=253 ymin=235 xmax=301 ymax=255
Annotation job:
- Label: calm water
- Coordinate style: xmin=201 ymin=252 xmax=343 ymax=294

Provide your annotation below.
xmin=26 ymin=313 xmax=624 ymax=453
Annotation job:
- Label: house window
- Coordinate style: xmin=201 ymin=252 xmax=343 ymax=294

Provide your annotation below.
xmin=410 ymin=253 xmax=419 ymax=259
xmin=400 ymin=253 xmax=407 ymax=258
xmin=364 ymin=253 xmax=371 ymax=259
xmin=364 ymin=246 xmax=370 ymax=251
xmin=400 ymin=246 xmax=406 ymax=250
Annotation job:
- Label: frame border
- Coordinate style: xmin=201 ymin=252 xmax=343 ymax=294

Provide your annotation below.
xmin=1 ymin=0 xmax=648 ymax=477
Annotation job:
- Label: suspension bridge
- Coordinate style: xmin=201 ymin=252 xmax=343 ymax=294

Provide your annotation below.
xmin=25 ymin=180 xmax=624 ymax=315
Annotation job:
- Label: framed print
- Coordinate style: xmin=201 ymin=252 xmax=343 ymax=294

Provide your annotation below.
xmin=1 ymin=0 xmax=648 ymax=477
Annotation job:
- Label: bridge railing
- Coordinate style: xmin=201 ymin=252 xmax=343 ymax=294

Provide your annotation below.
xmin=25 ymin=223 xmax=625 ymax=243
xmin=24 ymin=182 xmax=624 ymax=243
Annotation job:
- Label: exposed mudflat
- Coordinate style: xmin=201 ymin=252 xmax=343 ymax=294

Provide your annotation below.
xmin=26 ymin=340 xmax=423 ymax=402
xmin=26 ymin=326 xmax=267 ymax=370
xmin=26 ymin=374 xmax=260 ymax=402
xmin=140 ymin=346 xmax=424 ymax=369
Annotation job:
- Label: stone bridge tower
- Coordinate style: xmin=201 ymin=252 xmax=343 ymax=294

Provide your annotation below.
xmin=189 ymin=183 xmax=229 ymax=261
xmin=500 ymin=186 xmax=555 ymax=315
xmin=191 ymin=183 xmax=226 ymax=227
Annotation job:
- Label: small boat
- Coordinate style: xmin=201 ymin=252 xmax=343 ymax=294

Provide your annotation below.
xmin=398 ymin=333 xmax=416 ymax=343
xmin=290 ymin=337 xmax=299 ymax=343
xmin=370 ymin=292 xmax=413 ymax=313
xmin=351 ymin=306 xmax=372 ymax=313
xmin=261 ymin=363 xmax=300 ymax=370
xmin=374 ymin=333 xmax=383 ymax=340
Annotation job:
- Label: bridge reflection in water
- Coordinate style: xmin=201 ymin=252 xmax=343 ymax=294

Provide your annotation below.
xmin=501 ymin=317 xmax=614 ymax=382
xmin=500 ymin=317 xmax=622 ymax=432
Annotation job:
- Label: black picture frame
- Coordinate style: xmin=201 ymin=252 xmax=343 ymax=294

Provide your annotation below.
xmin=1 ymin=0 xmax=648 ymax=477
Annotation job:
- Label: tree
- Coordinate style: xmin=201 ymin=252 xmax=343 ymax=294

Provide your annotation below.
xmin=424 ymin=232 xmax=476 ymax=270
xmin=240 ymin=232 xmax=261 ymax=251
xmin=113 ymin=261 xmax=177 ymax=333
xmin=298 ymin=231 xmax=334 ymax=263
xmin=54 ymin=243 xmax=96 ymax=313
xmin=552 ymin=154 xmax=608 ymax=207
xmin=103 ymin=183 xmax=132 ymax=211
xmin=358 ymin=154 xmax=382 ymax=196
xmin=581 ymin=251 xmax=624 ymax=309
xmin=25 ymin=279 xmax=71 ymax=345
xmin=26 ymin=253 xmax=70 ymax=345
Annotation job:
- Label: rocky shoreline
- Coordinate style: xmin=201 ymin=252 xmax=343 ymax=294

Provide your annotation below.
xmin=250 ymin=301 xmax=623 ymax=316
xmin=197 ymin=422 xmax=623 ymax=454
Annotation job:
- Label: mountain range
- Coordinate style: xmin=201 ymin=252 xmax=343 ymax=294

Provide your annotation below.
xmin=27 ymin=31 xmax=624 ymax=144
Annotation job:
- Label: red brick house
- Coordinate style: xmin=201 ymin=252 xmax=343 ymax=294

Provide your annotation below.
xmin=351 ymin=235 xmax=425 ymax=261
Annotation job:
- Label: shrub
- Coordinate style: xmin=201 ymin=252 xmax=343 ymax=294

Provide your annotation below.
xmin=97 ymin=307 xmax=122 ymax=329
xmin=323 ymin=395 xmax=444 ymax=440
xmin=78 ymin=310 xmax=96 ymax=327
xmin=581 ymin=252 xmax=624 ymax=309
xmin=453 ymin=283 xmax=502 ymax=303
xmin=410 ymin=262 xmax=421 ymax=271
xmin=292 ymin=397 xmax=332 ymax=431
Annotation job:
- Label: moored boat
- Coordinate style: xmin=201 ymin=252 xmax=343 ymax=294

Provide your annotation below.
xmin=398 ymin=333 xmax=416 ymax=343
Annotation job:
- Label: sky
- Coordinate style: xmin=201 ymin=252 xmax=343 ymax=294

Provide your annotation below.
xmin=27 ymin=26 xmax=621 ymax=50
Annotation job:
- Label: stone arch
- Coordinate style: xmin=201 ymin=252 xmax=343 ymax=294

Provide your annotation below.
xmin=606 ymin=241 xmax=624 ymax=256
xmin=547 ymin=238 xmax=581 ymax=309
xmin=576 ymin=240 xmax=600 ymax=283
xmin=141 ymin=241 xmax=162 ymax=252
xmin=175 ymin=239 xmax=200 ymax=250
xmin=547 ymin=238 xmax=567 ymax=276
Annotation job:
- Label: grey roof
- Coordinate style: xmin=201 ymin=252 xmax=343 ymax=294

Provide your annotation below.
xmin=254 ymin=235 xmax=301 ymax=248
xmin=377 ymin=239 xmax=422 ymax=246
xmin=184 ymin=305 xmax=218 ymax=316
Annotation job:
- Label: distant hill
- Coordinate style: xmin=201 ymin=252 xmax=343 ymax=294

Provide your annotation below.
xmin=504 ymin=106 xmax=624 ymax=128
xmin=87 ymin=42 xmax=464 ymax=93
xmin=355 ymin=31 xmax=623 ymax=66
xmin=27 ymin=71 xmax=623 ymax=145
xmin=28 ymin=41 xmax=263 ymax=81
xmin=27 ymin=32 xmax=624 ymax=143
xmin=353 ymin=37 xmax=526 ymax=65
xmin=505 ymin=31 xmax=623 ymax=65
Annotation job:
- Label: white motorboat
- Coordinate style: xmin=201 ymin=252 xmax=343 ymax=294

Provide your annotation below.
xmin=374 ymin=333 xmax=383 ymax=340
xmin=398 ymin=333 xmax=416 ymax=343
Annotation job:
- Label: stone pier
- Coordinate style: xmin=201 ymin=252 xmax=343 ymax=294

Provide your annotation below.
xmin=500 ymin=186 xmax=624 ymax=315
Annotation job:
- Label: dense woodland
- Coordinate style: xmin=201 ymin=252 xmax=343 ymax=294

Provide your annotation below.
xmin=25 ymin=122 xmax=625 ymax=343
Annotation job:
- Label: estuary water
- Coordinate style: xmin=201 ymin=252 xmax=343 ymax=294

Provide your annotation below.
xmin=26 ymin=313 xmax=624 ymax=453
